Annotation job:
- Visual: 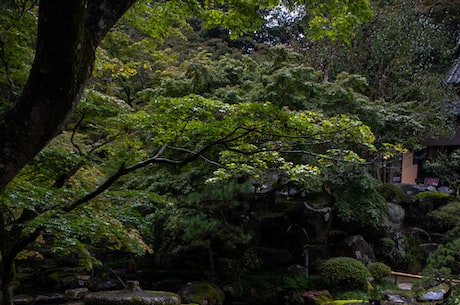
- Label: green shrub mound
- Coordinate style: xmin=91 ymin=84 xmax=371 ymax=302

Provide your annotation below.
xmin=414 ymin=191 xmax=450 ymax=202
xmin=377 ymin=183 xmax=409 ymax=203
xmin=367 ymin=262 xmax=391 ymax=280
xmin=320 ymin=257 xmax=371 ymax=290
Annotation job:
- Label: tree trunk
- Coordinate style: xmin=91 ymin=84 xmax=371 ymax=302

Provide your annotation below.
xmin=0 ymin=3 xmax=138 ymax=302
xmin=1 ymin=258 xmax=15 ymax=305
xmin=0 ymin=0 xmax=136 ymax=192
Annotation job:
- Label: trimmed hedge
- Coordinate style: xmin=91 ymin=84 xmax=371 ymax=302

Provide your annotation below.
xmin=320 ymin=257 xmax=371 ymax=290
xmin=367 ymin=262 xmax=391 ymax=280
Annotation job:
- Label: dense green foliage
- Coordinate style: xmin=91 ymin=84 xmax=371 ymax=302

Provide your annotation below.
xmin=320 ymin=257 xmax=371 ymax=290
xmin=0 ymin=2 xmax=459 ymax=302
xmin=428 ymin=200 xmax=460 ymax=242
xmin=367 ymin=262 xmax=391 ymax=281
xmin=425 ymin=148 xmax=460 ymax=195
xmin=278 ymin=0 xmax=457 ymax=147
xmin=331 ymin=172 xmax=387 ymax=227
xmin=422 ymin=239 xmax=460 ymax=286
xmin=377 ymin=183 xmax=410 ymax=203
xmin=0 ymin=4 xmax=36 ymax=113
xmin=441 ymin=285 xmax=460 ymax=305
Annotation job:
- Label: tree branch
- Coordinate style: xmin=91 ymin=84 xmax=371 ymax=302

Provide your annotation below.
xmin=70 ymin=111 xmax=85 ymax=155
xmin=64 ymin=126 xmax=249 ymax=212
xmin=0 ymin=0 xmax=137 ymax=192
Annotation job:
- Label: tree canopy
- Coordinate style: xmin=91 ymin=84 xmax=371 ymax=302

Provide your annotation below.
xmin=0 ymin=0 xmax=459 ymax=304
xmin=0 ymin=1 xmax=377 ymax=304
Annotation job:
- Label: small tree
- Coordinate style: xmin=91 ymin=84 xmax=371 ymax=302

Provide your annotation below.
xmin=419 ymin=239 xmax=460 ymax=294
xmin=425 ymin=149 xmax=460 ymax=195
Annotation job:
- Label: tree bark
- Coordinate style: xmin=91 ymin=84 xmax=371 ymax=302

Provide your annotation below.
xmin=1 ymin=258 xmax=15 ymax=305
xmin=0 ymin=1 xmax=136 ymax=304
xmin=0 ymin=0 xmax=136 ymax=192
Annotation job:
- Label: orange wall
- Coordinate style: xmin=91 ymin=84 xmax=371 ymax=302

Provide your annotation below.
xmin=401 ymin=152 xmax=418 ymax=184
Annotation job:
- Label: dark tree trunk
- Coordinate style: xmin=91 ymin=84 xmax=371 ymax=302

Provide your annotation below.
xmin=0 ymin=0 xmax=136 ymax=192
xmin=1 ymin=258 xmax=15 ymax=305
xmin=0 ymin=1 xmax=136 ymax=304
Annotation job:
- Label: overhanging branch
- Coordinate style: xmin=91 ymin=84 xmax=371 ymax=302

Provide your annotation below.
xmin=63 ymin=127 xmax=246 ymax=212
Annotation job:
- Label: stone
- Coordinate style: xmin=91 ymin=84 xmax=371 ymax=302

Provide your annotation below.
xmin=417 ymin=289 xmax=446 ymax=302
xmin=400 ymin=184 xmax=427 ymax=196
xmin=386 ymin=203 xmax=405 ymax=226
xmin=382 ymin=291 xmax=417 ymax=305
xmin=302 ymin=290 xmax=333 ymax=305
xmin=34 ymin=293 xmax=66 ymax=304
xmin=397 ymin=282 xmax=413 ymax=291
xmin=294 ymin=202 xmax=332 ymax=240
xmin=406 ymin=227 xmax=430 ymax=242
xmin=334 ymin=235 xmax=376 ymax=264
xmin=437 ymin=186 xmax=454 ymax=194
xmin=223 ymin=284 xmax=244 ymax=300
xmin=125 ymin=281 xmax=142 ymax=291
xmin=65 ymin=288 xmax=89 ymax=300
xmin=88 ymin=279 xmax=123 ymax=291
xmin=419 ymin=243 xmax=439 ymax=257
xmin=12 ymin=294 xmax=34 ymax=305
xmin=84 ymin=290 xmax=181 ymax=305
xmin=178 ymin=281 xmax=225 ymax=305
xmin=289 ymin=291 xmax=306 ymax=305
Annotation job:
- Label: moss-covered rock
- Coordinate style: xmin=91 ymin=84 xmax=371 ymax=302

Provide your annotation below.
xmin=178 ymin=281 xmax=224 ymax=305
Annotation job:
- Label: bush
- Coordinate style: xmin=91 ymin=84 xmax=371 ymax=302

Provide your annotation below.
xmin=367 ymin=262 xmax=391 ymax=280
xmin=320 ymin=257 xmax=371 ymax=290
xmin=377 ymin=183 xmax=410 ymax=203
xmin=414 ymin=191 xmax=450 ymax=203
xmin=442 ymin=285 xmax=460 ymax=305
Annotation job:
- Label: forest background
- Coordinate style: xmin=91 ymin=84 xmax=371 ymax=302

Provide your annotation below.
xmin=0 ymin=0 xmax=460 ymax=304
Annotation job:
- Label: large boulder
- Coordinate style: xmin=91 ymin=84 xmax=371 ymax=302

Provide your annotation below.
xmin=85 ymin=281 xmax=181 ymax=305
xmin=289 ymin=202 xmax=332 ymax=241
xmin=85 ymin=290 xmax=180 ymax=305
xmin=334 ymin=235 xmax=376 ymax=264
xmin=384 ymin=202 xmax=405 ymax=229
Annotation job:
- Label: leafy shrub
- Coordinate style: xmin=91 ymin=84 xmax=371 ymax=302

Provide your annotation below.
xmin=367 ymin=262 xmax=391 ymax=280
xmin=423 ymin=239 xmax=460 ymax=281
xmin=332 ymin=290 xmax=368 ymax=301
xmin=320 ymin=257 xmax=371 ymax=290
xmin=442 ymin=285 xmax=460 ymax=305
xmin=428 ymin=201 xmax=460 ymax=242
xmin=276 ymin=273 xmax=311 ymax=293
xmin=377 ymin=183 xmax=410 ymax=203
xmin=379 ymin=237 xmax=395 ymax=248
xmin=333 ymin=174 xmax=387 ymax=228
